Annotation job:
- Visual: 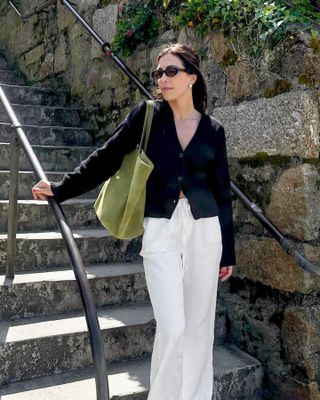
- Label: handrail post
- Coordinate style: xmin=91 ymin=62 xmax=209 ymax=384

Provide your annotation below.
xmin=6 ymin=129 xmax=20 ymax=280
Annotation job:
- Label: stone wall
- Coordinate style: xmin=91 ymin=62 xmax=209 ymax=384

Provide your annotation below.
xmin=1 ymin=1 xmax=320 ymax=399
xmin=0 ymin=1 xmax=319 ymax=135
xmin=225 ymin=154 xmax=320 ymax=399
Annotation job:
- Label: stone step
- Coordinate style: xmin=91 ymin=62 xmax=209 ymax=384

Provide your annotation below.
xmin=0 ymin=229 xmax=140 ymax=272
xmin=0 ymin=69 xmax=24 ymax=85
xmin=0 ymin=170 xmax=100 ymax=200
xmin=0 ymin=142 xmax=97 ymax=171
xmin=0 ymin=265 xmax=228 ymax=344
xmin=0 ymin=263 xmax=227 ymax=344
xmin=0 ymin=199 xmax=100 ymax=232
xmin=0 ymin=123 xmax=94 ymax=146
xmin=0 ymin=302 xmax=155 ymax=386
xmin=0 ymin=83 xmax=69 ymax=107
xmin=0 ymin=345 xmax=263 ymax=399
xmin=0 ymin=262 xmax=148 ymax=320
xmin=0 ymin=55 xmax=8 ymax=69
xmin=0 ymin=103 xmax=83 ymax=127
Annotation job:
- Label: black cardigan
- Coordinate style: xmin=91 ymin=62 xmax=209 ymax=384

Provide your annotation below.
xmin=51 ymin=100 xmax=236 ymax=268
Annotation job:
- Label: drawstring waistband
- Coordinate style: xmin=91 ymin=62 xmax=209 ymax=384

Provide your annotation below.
xmin=177 ymin=197 xmax=190 ymax=212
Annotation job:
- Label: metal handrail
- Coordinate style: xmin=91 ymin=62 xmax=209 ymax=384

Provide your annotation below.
xmin=6 ymin=1 xmax=320 ymax=278
xmin=0 ymin=84 xmax=109 ymax=399
xmin=8 ymin=0 xmax=57 ymax=19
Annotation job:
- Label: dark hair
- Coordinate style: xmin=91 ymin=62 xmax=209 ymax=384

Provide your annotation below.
xmin=152 ymin=43 xmax=207 ymax=113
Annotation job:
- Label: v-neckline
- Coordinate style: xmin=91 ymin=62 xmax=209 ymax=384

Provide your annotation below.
xmin=168 ymin=107 xmax=204 ymax=153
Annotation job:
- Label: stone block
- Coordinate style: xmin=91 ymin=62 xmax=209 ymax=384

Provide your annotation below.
xmin=91 ymin=4 xmax=118 ymax=59
xmin=209 ymin=31 xmax=233 ymax=65
xmin=226 ymin=62 xmax=260 ymax=99
xmin=280 ymin=42 xmax=320 ymax=89
xmin=234 ymin=236 xmax=320 ymax=293
xmin=228 ymin=295 xmax=283 ymax=374
xmin=203 ymin=57 xmax=226 ymax=108
xmin=24 ymin=44 xmax=45 ymax=67
xmin=213 ymin=90 xmax=320 ymax=158
xmin=270 ymin=375 xmax=320 ymax=400
xmin=156 ymin=30 xmax=177 ymax=46
xmin=12 ymin=17 xmax=40 ymax=57
xmin=57 ymin=2 xmax=77 ymax=32
xmin=54 ymin=35 xmax=68 ymax=74
xmin=39 ymin=52 xmax=54 ymax=80
xmin=282 ymin=306 xmax=320 ymax=380
xmin=266 ymin=164 xmax=320 ymax=241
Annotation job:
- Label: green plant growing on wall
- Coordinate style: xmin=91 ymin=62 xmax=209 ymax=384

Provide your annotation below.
xmin=112 ymin=0 xmax=180 ymax=56
xmin=112 ymin=0 xmax=320 ymax=78
xmin=112 ymin=1 xmax=160 ymax=57
xmin=175 ymin=0 xmax=320 ymax=77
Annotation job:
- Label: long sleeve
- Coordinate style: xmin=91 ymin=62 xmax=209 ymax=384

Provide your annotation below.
xmin=212 ymin=126 xmax=236 ymax=268
xmin=51 ymin=100 xmax=147 ymax=203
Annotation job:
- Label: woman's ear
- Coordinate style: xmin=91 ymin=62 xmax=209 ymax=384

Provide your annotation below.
xmin=191 ymin=73 xmax=197 ymax=85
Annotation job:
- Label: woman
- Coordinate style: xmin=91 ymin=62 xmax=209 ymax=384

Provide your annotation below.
xmin=32 ymin=43 xmax=235 ymax=400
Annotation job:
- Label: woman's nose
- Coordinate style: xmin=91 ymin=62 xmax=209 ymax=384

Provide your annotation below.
xmin=159 ymin=74 xmax=168 ymax=83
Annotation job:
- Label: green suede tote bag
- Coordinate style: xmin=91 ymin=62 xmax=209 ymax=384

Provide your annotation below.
xmin=94 ymin=100 xmax=155 ymax=240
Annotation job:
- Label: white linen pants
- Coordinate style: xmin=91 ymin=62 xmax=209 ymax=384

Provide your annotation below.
xmin=139 ymin=197 xmax=223 ymax=400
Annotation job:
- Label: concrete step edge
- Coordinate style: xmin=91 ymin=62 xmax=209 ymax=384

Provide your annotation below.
xmin=4 ymin=103 xmax=82 ymax=112
xmin=0 ymin=302 xmax=154 ymax=344
xmin=0 ymin=345 xmax=263 ymax=399
xmin=0 ymin=198 xmax=96 ymax=205
xmin=0 ymin=142 xmax=97 ymax=151
xmin=0 ymin=122 xmax=92 ymax=131
xmin=0 ymin=82 xmax=68 ymax=95
xmin=0 ymin=228 xmax=111 ymax=240
xmin=0 ymin=262 xmax=144 ymax=285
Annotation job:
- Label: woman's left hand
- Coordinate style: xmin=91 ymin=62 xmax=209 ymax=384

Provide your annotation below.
xmin=219 ymin=266 xmax=233 ymax=281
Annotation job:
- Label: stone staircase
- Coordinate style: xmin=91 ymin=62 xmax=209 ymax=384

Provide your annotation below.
xmin=0 ymin=52 xmax=263 ymax=399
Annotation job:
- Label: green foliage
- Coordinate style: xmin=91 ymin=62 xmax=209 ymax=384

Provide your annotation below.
xmin=176 ymin=0 xmax=320 ymax=56
xmin=111 ymin=1 xmax=180 ymax=56
xmin=112 ymin=0 xmax=320 ymax=62
xmin=112 ymin=1 xmax=160 ymax=57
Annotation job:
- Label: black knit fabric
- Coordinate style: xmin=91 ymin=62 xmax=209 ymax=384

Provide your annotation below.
xmin=51 ymin=100 xmax=236 ymax=267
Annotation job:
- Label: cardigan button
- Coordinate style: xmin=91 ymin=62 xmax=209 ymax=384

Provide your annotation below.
xmin=179 ymin=153 xmax=183 ymax=158
xmin=177 ymin=176 xmax=183 ymax=182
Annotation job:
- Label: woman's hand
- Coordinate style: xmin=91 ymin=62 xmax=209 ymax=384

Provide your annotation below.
xmin=32 ymin=179 xmax=54 ymax=200
xmin=219 ymin=266 xmax=233 ymax=281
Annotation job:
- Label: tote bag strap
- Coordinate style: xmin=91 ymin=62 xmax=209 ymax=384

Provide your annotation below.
xmin=139 ymin=100 xmax=155 ymax=152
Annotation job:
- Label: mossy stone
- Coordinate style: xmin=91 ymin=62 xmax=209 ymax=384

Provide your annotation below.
xmin=219 ymin=48 xmax=238 ymax=68
xmin=238 ymin=152 xmax=291 ymax=168
xmin=310 ymin=36 xmax=320 ymax=54
xmin=263 ymin=79 xmax=292 ymax=98
xmin=299 ymin=74 xmax=317 ymax=89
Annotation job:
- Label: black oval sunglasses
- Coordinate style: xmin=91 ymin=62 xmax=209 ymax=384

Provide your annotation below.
xmin=151 ymin=65 xmax=190 ymax=80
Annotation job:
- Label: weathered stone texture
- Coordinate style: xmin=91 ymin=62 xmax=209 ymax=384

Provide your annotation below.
xmin=214 ymin=90 xmax=319 ymax=158
xmin=23 ymin=43 xmax=45 ymax=67
xmin=225 ymin=62 xmax=260 ymax=100
xmin=280 ymin=41 xmax=320 ymax=89
xmin=270 ymin=375 xmax=320 ymax=400
xmin=91 ymin=4 xmax=118 ymax=59
xmin=235 ymin=236 xmax=320 ymax=293
xmin=282 ymin=306 xmax=320 ymax=380
xmin=266 ymin=164 xmax=320 ymax=241
xmin=209 ymin=31 xmax=233 ymax=65
xmin=225 ymin=289 xmax=284 ymax=375
xmin=54 ymin=35 xmax=68 ymax=73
